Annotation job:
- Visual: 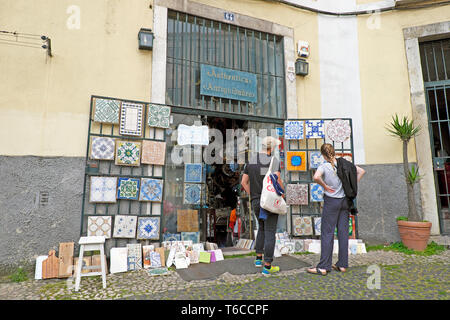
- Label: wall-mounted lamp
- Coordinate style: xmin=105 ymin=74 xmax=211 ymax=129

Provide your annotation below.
xmin=138 ymin=28 xmax=153 ymax=50
xmin=295 ymin=58 xmax=309 ymax=76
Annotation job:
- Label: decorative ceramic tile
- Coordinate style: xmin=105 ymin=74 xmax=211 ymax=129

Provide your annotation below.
xmin=90 ymin=137 xmax=115 ymax=160
xmin=110 ymin=248 xmax=128 ymax=274
xmin=113 ymin=215 xmax=137 ymax=238
xmin=183 ymin=183 xmax=202 ymax=205
xmin=326 ymin=119 xmax=351 ymax=143
xmin=163 ymin=233 xmax=181 ymax=241
xmin=141 ymin=140 xmax=166 ymax=165
xmin=309 ymin=151 xmax=325 ymax=169
xmin=137 ymin=217 xmax=160 ymax=240
xmin=286 ymin=184 xmax=308 ymax=205
xmin=310 ymin=183 xmax=324 ymax=202
xmin=148 ymin=104 xmax=171 ymax=129
xmin=293 ymin=239 xmax=304 ymax=253
xmin=292 ymin=216 xmax=313 ymax=236
xmin=90 ymin=176 xmax=117 ymax=203
xmin=119 ymin=102 xmax=144 ymax=136
xmin=127 ymin=243 xmax=142 ymax=271
xmin=174 ymin=252 xmax=189 ymax=269
xmin=181 ymin=232 xmax=200 ymax=244
xmin=187 ymin=250 xmax=199 ymax=264
xmin=117 ymin=177 xmax=140 ymax=200
xmin=87 ymin=216 xmax=112 ymax=239
xmin=177 ymin=210 xmax=199 ymax=232
xmin=336 ymin=152 xmax=353 ymax=163
xmin=93 ymin=98 xmax=120 ymax=124
xmin=139 ymin=178 xmax=163 ymax=202
xmin=284 ymin=120 xmax=304 ymax=140
xmin=184 ymin=163 xmax=203 ymax=183
xmin=314 ymin=217 xmax=322 ymax=235
xmin=150 ymin=251 xmax=162 ymax=268
xmin=142 ymin=245 xmax=154 ymax=269
xmin=305 ymin=120 xmax=325 ymax=139
xmin=213 ymin=249 xmax=224 ymax=261
xmin=286 ymin=151 xmax=307 ymax=171
xmin=115 ymin=140 xmax=141 ymax=166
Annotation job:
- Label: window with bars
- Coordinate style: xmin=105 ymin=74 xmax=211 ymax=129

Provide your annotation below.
xmin=166 ymin=10 xmax=286 ymax=119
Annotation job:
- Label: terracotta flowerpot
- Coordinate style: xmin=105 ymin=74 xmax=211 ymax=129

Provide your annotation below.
xmin=397 ymin=220 xmax=432 ymax=251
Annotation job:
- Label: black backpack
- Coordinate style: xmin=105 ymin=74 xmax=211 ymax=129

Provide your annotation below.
xmin=336 ymin=157 xmax=358 ymax=214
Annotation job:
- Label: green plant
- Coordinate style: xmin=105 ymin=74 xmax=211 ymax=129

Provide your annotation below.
xmin=396 ymin=216 xmax=408 ymax=221
xmin=386 ymin=114 xmax=422 ymax=222
xmin=9 ymin=267 xmax=29 ymax=283
xmin=366 ymin=241 xmax=446 ymax=256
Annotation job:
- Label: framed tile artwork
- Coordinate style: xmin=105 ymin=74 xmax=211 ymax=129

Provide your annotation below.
xmin=150 ymin=251 xmax=162 ymax=268
xmin=293 ymin=239 xmax=304 ymax=253
xmin=183 ymin=183 xmax=202 ymax=205
xmin=127 ymin=243 xmax=142 ymax=271
xmin=292 ymin=216 xmax=313 ymax=236
xmin=286 ymin=151 xmax=307 ymax=171
xmin=310 ymin=183 xmax=324 ymax=202
xmin=87 ymin=216 xmax=112 ymax=239
xmin=142 ymin=245 xmax=154 ymax=269
xmin=139 ymin=178 xmax=163 ymax=202
xmin=336 ymin=152 xmax=353 ymax=163
xmin=184 ymin=163 xmax=203 ymax=183
xmin=286 ymin=184 xmax=308 ymax=205
xmin=141 ymin=140 xmax=166 ymax=165
xmin=115 ymin=140 xmax=141 ymax=166
xmin=305 ymin=120 xmax=325 ymax=139
xmin=117 ymin=177 xmax=140 ymax=200
xmin=137 ymin=217 xmax=160 ymax=240
xmin=326 ymin=119 xmax=351 ymax=143
xmin=112 ymin=215 xmax=137 ymax=238
xmin=314 ymin=217 xmax=322 ymax=235
xmin=163 ymin=233 xmax=181 ymax=241
xmin=89 ymin=176 xmax=117 ymax=203
xmin=309 ymin=151 xmax=325 ymax=169
xmin=93 ymin=97 xmax=120 ymax=124
xmin=181 ymin=232 xmax=200 ymax=244
xmin=148 ymin=104 xmax=171 ymax=129
xmin=284 ymin=120 xmax=304 ymax=140
xmin=119 ymin=102 xmax=144 ymax=137
xmin=90 ymin=136 xmax=115 ymax=160
xmin=177 ymin=209 xmax=199 ymax=232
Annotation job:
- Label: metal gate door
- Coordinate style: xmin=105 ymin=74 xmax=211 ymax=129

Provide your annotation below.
xmin=420 ymin=39 xmax=450 ymax=234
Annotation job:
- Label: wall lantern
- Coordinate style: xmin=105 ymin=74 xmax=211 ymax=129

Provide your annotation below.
xmin=138 ymin=28 xmax=153 ymax=50
xmin=295 ymin=58 xmax=309 ymax=76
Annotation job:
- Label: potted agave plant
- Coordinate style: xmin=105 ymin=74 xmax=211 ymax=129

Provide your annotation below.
xmin=386 ymin=114 xmax=432 ymax=251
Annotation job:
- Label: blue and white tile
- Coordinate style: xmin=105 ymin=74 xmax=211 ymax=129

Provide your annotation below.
xmin=139 ymin=178 xmax=163 ymax=202
xmin=113 ymin=215 xmax=137 ymax=238
xmin=184 ymin=163 xmax=203 ymax=183
xmin=309 ymin=151 xmax=325 ymax=169
xmin=137 ymin=217 xmax=160 ymax=240
xmin=181 ymin=232 xmax=200 ymax=244
xmin=310 ymin=183 xmax=324 ymax=202
xmin=90 ymin=176 xmax=117 ymax=203
xmin=284 ymin=120 xmax=304 ymax=140
xmin=119 ymin=102 xmax=144 ymax=136
xmin=90 ymin=137 xmax=115 ymax=160
xmin=314 ymin=217 xmax=322 ymax=235
xmin=305 ymin=120 xmax=325 ymax=139
xmin=184 ymin=183 xmax=202 ymax=205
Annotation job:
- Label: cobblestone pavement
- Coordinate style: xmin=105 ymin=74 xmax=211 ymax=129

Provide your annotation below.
xmin=0 ymin=250 xmax=448 ymax=300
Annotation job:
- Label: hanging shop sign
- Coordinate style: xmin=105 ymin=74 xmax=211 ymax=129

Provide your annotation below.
xmin=200 ymin=64 xmax=257 ymax=103
xmin=177 ymin=124 xmax=209 ymax=146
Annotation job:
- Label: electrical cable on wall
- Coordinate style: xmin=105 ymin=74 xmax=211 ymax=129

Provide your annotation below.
xmin=0 ymin=30 xmax=52 ymax=56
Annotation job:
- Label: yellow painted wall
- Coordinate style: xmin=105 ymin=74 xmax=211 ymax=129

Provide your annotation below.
xmin=357 ymin=7 xmax=450 ymax=164
xmin=0 ymin=0 xmax=153 ymax=156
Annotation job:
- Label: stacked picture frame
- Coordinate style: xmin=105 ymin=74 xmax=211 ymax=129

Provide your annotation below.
xmin=283 ymin=118 xmax=358 ymax=239
xmin=80 ymin=96 xmax=171 ymax=250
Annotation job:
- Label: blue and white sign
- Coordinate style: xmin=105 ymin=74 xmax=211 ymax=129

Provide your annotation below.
xmin=200 ymin=64 xmax=257 ymax=103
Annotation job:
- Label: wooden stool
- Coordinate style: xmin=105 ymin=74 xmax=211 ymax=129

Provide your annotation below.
xmin=74 ymin=236 xmax=107 ymax=292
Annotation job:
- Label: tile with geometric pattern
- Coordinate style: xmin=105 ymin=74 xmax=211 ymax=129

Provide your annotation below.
xmin=119 ymin=102 xmax=144 ymax=137
xmin=115 ymin=140 xmax=141 ymax=166
xmin=93 ymin=98 xmax=120 ymax=124
xmin=90 ymin=137 xmax=115 ymax=160
xmin=87 ymin=216 xmax=112 ymax=238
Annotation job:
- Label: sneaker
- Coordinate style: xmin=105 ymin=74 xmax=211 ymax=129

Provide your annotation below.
xmin=254 ymin=259 xmax=263 ymax=267
xmin=262 ymin=265 xmax=280 ymax=275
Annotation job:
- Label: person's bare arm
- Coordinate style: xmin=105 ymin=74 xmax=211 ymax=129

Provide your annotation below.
xmin=241 ymin=173 xmax=250 ymax=195
xmin=313 ymin=169 xmax=335 ymax=194
xmin=356 ymin=165 xmax=365 ymax=183
xmin=275 ymin=171 xmax=285 ymax=198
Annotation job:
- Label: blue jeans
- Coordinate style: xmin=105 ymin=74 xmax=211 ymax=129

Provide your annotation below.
xmin=252 ymin=199 xmax=278 ymax=264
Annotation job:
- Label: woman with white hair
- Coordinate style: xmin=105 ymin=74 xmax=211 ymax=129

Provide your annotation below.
xmin=241 ymin=136 xmax=285 ymax=275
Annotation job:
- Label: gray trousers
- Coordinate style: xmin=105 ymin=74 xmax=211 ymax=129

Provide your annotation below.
xmin=316 ymin=195 xmax=349 ymax=271
xmin=252 ymin=199 xmax=278 ymax=264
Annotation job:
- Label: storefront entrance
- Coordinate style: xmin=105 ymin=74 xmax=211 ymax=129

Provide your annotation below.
xmin=162 ymin=111 xmax=284 ymax=248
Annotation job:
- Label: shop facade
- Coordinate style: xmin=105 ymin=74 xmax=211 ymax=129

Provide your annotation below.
xmin=1 ymin=0 xmax=450 ymax=269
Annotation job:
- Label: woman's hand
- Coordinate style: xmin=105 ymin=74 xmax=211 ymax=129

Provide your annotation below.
xmin=324 ymin=185 xmax=335 ymax=194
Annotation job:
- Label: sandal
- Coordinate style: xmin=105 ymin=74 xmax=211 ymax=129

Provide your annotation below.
xmin=332 ymin=264 xmax=347 ymax=273
xmin=306 ymin=267 xmax=327 ymax=276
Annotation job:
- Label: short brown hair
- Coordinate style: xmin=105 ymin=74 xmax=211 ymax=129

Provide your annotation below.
xmin=320 ymin=143 xmax=335 ymax=159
